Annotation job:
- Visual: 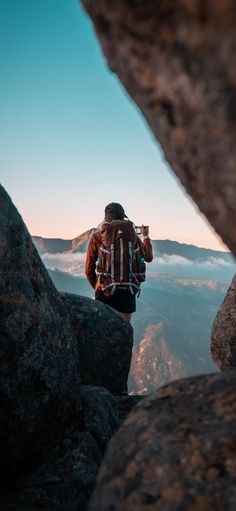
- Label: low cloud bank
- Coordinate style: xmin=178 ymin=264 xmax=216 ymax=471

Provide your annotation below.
xmin=206 ymin=256 xmax=233 ymax=267
xmin=41 ymin=252 xmax=86 ymax=275
xmin=154 ymin=255 xmax=193 ymax=266
xmin=40 ymin=250 xmax=235 ymax=279
xmin=154 ymin=255 xmax=234 ymax=267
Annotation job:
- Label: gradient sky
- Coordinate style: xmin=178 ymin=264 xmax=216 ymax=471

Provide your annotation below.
xmin=0 ymin=0 xmax=227 ymax=250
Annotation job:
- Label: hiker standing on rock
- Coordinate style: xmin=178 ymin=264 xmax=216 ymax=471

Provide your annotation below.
xmin=85 ymin=202 xmax=153 ymax=321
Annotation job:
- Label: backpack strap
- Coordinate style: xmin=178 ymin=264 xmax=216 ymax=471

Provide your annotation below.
xmin=128 ymin=241 xmax=134 ymax=295
xmin=120 ymin=237 xmax=124 ymax=282
xmin=110 ymin=243 xmax=116 ymax=295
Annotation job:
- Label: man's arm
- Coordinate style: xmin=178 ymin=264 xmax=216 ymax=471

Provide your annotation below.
xmin=139 ymin=225 xmax=153 ymax=262
xmin=85 ymin=235 xmax=98 ymax=289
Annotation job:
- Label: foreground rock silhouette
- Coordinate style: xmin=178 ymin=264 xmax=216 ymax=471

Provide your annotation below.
xmin=0 ymin=184 xmax=135 ymax=508
xmin=1 ymin=386 xmax=141 ymax=511
xmin=88 ymin=371 xmax=236 ymax=511
xmin=0 ymin=184 xmax=81 ymax=485
xmin=1 ymin=386 xmax=120 ymax=511
xmin=211 ymin=273 xmax=236 ymax=370
xmin=82 ymin=0 xmax=236 ymax=257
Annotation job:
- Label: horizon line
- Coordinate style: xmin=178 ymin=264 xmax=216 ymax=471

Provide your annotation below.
xmin=31 ymin=233 xmax=231 ymax=254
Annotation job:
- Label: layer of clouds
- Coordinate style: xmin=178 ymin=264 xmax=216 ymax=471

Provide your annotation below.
xmin=40 ymin=250 xmax=235 ymax=279
xmin=154 ymin=255 xmax=193 ymax=266
xmin=41 ymin=251 xmax=86 ymax=275
xmin=42 ymin=252 xmax=86 ymax=262
xmin=154 ymin=255 xmax=233 ymax=267
xmin=205 ymin=256 xmax=233 ymax=267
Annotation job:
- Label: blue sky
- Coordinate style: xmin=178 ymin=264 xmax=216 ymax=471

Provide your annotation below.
xmin=0 ymin=0 xmax=227 ymax=250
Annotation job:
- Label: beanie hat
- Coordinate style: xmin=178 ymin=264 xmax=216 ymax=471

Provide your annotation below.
xmin=105 ymin=202 xmax=128 ymax=221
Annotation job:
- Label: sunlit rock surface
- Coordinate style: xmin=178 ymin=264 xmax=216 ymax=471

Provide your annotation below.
xmin=71 ymin=228 xmax=96 ymax=252
xmin=88 ymin=371 xmax=236 ymax=511
xmin=82 ymin=0 xmax=236 ymax=256
xmin=129 ymin=323 xmax=186 ymax=394
xmin=211 ymin=273 xmax=236 ymax=370
xmin=33 ymin=228 xmax=96 ymax=255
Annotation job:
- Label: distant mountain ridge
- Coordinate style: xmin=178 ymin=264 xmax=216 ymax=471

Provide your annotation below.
xmin=33 ymin=229 xmax=96 ymax=254
xmin=33 ymin=231 xmax=233 ymax=263
xmin=32 ymin=236 xmax=72 ymax=254
xmin=152 ymin=239 xmax=233 ymax=263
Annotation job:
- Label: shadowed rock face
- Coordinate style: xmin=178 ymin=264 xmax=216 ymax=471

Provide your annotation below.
xmin=82 ymin=0 xmax=236 ymax=256
xmin=88 ymin=371 xmax=236 ymax=511
xmin=1 ymin=387 xmax=143 ymax=511
xmin=1 ymin=431 xmax=102 ymax=511
xmin=60 ymin=293 xmax=133 ymax=395
xmin=0 ymin=185 xmax=81 ymax=486
xmin=211 ymin=273 xmax=236 ymax=369
xmin=80 ymin=386 xmax=120 ymax=452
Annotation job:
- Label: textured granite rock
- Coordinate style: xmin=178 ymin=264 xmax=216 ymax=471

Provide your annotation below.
xmin=1 ymin=431 xmax=101 ymax=511
xmin=81 ymin=387 xmax=144 ymax=451
xmin=0 ymin=185 xmax=81 ymax=487
xmin=1 ymin=386 xmax=142 ymax=511
xmin=211 ymin=273 xmax=236 ymax=370
xmin=82 ymin=0 xmax=236 ymax=256
xmin=88 ymin=371 xmax=236 ymax=511
xmin=80 ymin=386 xmax=120 ymax=451
xmin=61 ymin=292 xmax=133 ymax=395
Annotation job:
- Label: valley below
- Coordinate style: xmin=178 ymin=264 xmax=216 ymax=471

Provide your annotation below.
xmin=33 ymin=231 xmax=235 ymax=394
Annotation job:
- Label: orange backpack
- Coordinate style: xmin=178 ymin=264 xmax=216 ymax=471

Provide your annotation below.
xmin=95 ymin=220 xmax=146 ymax=296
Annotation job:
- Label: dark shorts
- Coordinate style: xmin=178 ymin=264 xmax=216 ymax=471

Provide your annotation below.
xmin=95 ymin=289 xmax=136 ymax=314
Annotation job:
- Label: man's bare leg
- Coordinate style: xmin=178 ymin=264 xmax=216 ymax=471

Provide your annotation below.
xmin=120 ymin=312 xmax=132 ymax=321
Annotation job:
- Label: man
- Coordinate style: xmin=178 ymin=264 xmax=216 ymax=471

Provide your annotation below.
xmin=85 ymin=202 xmax=153 ymax=321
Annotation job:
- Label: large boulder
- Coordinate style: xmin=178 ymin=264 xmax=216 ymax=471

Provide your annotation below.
xmin=88 ymin=371 xmax=236 ymax=511
xmin=1 ymin=431 xmax=101 ymax=511
xmin=82 ymin=0 xmax=236 ymax=256
xmin=1 ymin=386 xmax=141 ymax=511
xmin=60 ymin=293 xmax=133 ymax=395
xmin=211 ymin=273 xmax=236 ymax=370
xmin=0 ymin=185 xmax=81 ymax=487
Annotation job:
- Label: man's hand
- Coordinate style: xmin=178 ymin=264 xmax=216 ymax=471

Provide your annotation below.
xmin=141 ymin=225 xmax=149 ymax=237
